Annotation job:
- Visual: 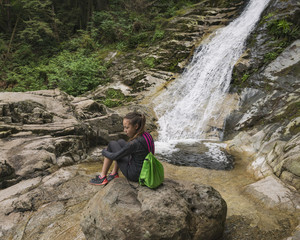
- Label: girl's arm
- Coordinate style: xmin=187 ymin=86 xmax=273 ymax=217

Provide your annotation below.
xmin=102 ymin=140 xmax=137 ymax=160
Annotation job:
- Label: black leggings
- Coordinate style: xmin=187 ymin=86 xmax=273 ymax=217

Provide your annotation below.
xmin=107 ymin=139 xmax=139 ymax=182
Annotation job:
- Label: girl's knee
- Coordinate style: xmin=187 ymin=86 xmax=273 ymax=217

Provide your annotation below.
xmin=117 ymin=139 xmax=126 ymax=146
xmin=107 ymin=140 xmax=123 ymax=152
xmin=108 ymin=140 xmax=118 ymax=146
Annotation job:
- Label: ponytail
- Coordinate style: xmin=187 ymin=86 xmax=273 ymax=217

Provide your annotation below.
xmin=124 ymin=112 xmax=146 ymax=141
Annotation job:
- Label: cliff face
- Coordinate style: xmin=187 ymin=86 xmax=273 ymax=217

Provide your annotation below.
xmin=225 ymin=0 xmax=300 ymax=191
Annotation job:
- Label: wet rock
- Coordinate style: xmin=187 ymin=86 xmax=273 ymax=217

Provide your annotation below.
xmin=81 ymin=178 xmax=227 ymax=240
xmin=262 ymin=40 xmax=300 ymax=83
xmin=231 ymin=0 xmax=300 ymax=88
xmin=225 ymin=33 xmax=300 ymax=191
xmin=158 ymin=141 xmax=235 ymax=170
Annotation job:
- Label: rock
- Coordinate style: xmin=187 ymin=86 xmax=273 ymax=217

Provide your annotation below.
xmin=81 ymin=178 xmax=227 ymax=240
xmin=71 ymin=97 xmax=107 ymax=119
xmin=262 ymin=40 xmax=300 ymax=83
xmin=0 ymin=177 xmax=41 ymax=202
xmin=0 ymin=161 xmax=14 ymax=183
xmin=0 ymin=90 xmax=125 ymax=188
xmin=225 ymin=37 xmax=300 ymax=191
xmin=244 ymin=175 xmax=300 ymax=210
xmin=228 ymin=125 xmax=300 ymax=190
xmin=0 ymin=164 xmax=99 ymax=239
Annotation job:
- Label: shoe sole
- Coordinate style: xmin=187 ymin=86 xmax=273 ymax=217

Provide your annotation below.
xmin=89 ymin=181 xmax=108 ymax=186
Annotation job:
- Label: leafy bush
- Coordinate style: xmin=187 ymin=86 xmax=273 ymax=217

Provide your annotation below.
xmin=100 ymin=88 xmax=133 ymax=107
xmin=143 ymin=57 xmax=157 ymax=68
xmin=5 ymin=64 xmax=47 ymax=91
xmin=0 ymin=0 xmax=203 ymax=95
xmin=267 ymin=19 xmax=300 ymax=41
xmin=91 ymin=11 xmax=131 ymax=44
xmin=127 ymin=32 xmax=150 ymax=48
xmin=4 ymin=50 xmax=109 ymax=96
xmin=241 ymin=73 xmax=250 ymax=82
xmin=46 ymin=50 xmax=108 ymax=96
xmin=0 ymin=37 xmax=8 ymax=57
xmin=152 ymin=29 xmax=165 ymax=42
xmin=263 ymin=51 xmax=279 ymax=63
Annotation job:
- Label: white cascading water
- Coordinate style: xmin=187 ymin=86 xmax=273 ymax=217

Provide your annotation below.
xmin=154 ymin=0 xmax=271 ymax=143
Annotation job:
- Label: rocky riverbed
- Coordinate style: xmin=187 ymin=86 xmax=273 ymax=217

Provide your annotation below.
xmin=2 ymin=152 xmax=298 ymax=240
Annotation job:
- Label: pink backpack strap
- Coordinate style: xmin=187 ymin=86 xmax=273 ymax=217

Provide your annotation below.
xmin=143 ymin=132 xmax=155 ymax=154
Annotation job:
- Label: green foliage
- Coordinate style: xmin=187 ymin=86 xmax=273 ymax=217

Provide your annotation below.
xmin=241 ymin=73 xmax=250 ymax=82
xmin=267 ymin=19 xmax=300 ymax=41
xmin=46 ymin=50 xmax=108 ymax=96
xmin=19 ymin=20 xmax=54 ymax=44
xmin=90 ymin=10 xmax=155 ymax=49
xmin=263 ymin=40 xmax=289 ymax=64
xmin=152 ymin=29 xmax=165 ymax=42
xmin=116 ymin=42 xmax=127 ymax=51
xmin=0 ymin=0 xmax=204 ymax=96
xmin=143 ymin=57 xmax=156 ymax=68
xmin=104 ymin=88 xmax=122 ymax=100
xmin=4 ymin=50 xmax=108 ymax=96
xmin=0 ymin=37 xmax=8 ymax=59
xmin=5 ymin=64 xmax=47 ymax=91
xmin=15 ymin=0 xmax=61 ymax=47
xmin=127 ymin=32 xmax=150 ymax=48
xmin=61 ymin=30 xmax=101 ymax=53
xmin=262 ymin=12 xmax=275 ymax=21
xmin=101 ymin=88 xmax=133 ymax=108
xmin=231 ymin=70 xmax=253 ymax=87
xmin=263 ymin=51 xmax=279 ymax=63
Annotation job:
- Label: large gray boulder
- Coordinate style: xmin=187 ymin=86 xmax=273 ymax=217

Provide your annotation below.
xmin=0 ymin=90 xmax=123 ymax=188
xmin=81 ymin=178 xmax=227 ymax=240
xmin=0 ymin=164 xmax=99 ymax=240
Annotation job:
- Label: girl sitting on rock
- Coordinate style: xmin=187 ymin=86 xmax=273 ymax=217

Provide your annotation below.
xmin=89 ymin=112 xmax=155 ymax=185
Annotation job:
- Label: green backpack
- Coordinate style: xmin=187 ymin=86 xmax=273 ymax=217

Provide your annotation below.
xmin=139 ymin=133 xmax=164 ymax=189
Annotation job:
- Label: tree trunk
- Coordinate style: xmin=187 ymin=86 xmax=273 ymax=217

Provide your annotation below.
xmin=51 ymin=4 xmax=59 ymax=41
xmin=6 ymin=0 xmax=12 ymax=33
xmin=6 ymin=17 xmax=18 ymax=56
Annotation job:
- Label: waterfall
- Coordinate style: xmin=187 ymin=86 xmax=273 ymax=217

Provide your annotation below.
xmin=154 ymin=0 xmax=271 ymax=142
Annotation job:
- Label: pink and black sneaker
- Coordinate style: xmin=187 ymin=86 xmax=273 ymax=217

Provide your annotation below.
xmin=89 ymin=175 xmax=108 ymax=185
xmin=107 ymin=172 xmax=119 ymax=182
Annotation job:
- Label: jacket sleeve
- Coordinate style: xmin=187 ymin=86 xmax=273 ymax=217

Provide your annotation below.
xmin=102 ymin=140 xmax=137 ymax=160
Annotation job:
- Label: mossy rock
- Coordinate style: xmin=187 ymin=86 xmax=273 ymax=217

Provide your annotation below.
xmin=99 ymin=88 xmax=134 ymax=108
